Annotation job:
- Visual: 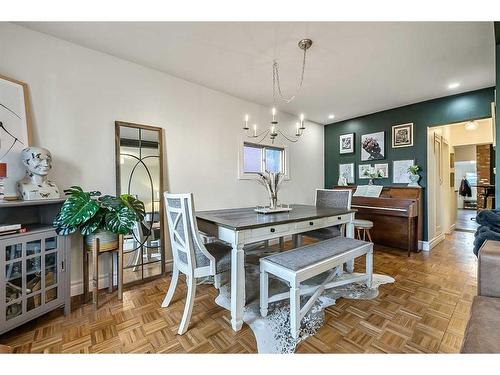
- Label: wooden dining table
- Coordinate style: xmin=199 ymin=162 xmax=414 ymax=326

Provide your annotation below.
xmin=196 ymin=204 xmax=356 ymax=332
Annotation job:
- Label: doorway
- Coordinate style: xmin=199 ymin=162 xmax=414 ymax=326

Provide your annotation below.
xmin=427 ymin=118 xmax=495 ymax=246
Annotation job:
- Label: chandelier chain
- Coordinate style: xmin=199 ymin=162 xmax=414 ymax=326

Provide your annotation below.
xmin=272 ymin=45 xmax=307 ymax=104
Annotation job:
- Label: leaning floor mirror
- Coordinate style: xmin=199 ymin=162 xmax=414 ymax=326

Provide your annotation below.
xmin=115 ymin=121 xmax=165 ymax=285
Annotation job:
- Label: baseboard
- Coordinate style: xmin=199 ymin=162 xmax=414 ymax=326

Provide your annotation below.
xmin=447 ymin=224 xmax=456 ymax=234
xmin=420 ymin=233 xmax=445 ymax=252
xmin=70 ymin=259 xmax=174 ymax=296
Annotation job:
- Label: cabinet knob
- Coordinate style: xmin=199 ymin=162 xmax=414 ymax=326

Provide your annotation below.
xmin=338 ymin=217 xmax=342 ymax=220
xmin=270 ymin=228 xmax=275 ymax=233
xmin=309 ymin=222 xmax=314 ymax=226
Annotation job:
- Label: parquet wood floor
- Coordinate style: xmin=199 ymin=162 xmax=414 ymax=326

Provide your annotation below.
xmin=0 ymin=231 xmax=477 ymax=353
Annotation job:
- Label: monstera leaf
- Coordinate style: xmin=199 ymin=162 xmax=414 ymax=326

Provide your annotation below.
xmin=80 ymin=211 xmax=105 ymax=235
xmin=99 ymin=195 xmax=123 ymax=212
xmin=55 ymin=186 xmax=100 ymax=228
xmin=104 ymin=207 xmax=138 ymax=234
xmin=120 ymin=194 xmax=145 ymax=221
xmin=53 ymin=213 xmax=79 ymax=236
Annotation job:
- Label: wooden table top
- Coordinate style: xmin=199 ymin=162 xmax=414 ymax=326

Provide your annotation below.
xmin=196 ymin=204 xmax=355 ymax=231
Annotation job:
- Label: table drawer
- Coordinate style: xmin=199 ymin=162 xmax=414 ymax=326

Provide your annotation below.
xmin=251 ymin=224 xmax=291 ymax=238
xmin=295 ymin=218 xmax=327 ymax=231
xmin=327 ymin=214 xmax=351 ymax=225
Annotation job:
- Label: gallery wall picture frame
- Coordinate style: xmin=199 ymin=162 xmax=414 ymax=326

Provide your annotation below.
xmin=359 ymin=164 xmax=372 ymax=179
xmin=392 ymin=122 xmax=413 ymax=148
xmin=393 ymin=159 xmax=414 ymax=184
xmin=374 ymin=163 xmax=389 ymax=179
xmin=0 ymin=74 xmax=33 ymax=196
xmin=361 ymin=131 xmax=385 ymax=161
xmin=339 ymin=133 xmax=354 ymax=154
xmin=339 ymin=163 xmax=355 ymax=184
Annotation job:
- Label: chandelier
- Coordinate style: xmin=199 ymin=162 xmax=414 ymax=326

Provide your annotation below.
xmin=242 ymin=38 xmax=313 ymax=143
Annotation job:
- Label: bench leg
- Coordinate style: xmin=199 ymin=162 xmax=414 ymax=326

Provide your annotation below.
xmin=366 ymin=249 xmax=373 ymax=288
xmin=290 ymin=282 xmax=301 ymax=340
xmin=346 ymin=259 xmax=354 ymax=273
xmin=260 ymin=270 xmax=269 ymax=317
xmin=214 ymin=273 xmax=222 ymax=289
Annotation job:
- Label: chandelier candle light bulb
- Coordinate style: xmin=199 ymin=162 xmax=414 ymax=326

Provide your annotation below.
xmin=243 ymin=114 xmax=249 ymax=130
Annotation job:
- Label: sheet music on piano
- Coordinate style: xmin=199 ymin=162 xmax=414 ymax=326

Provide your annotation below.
xmin=353 ymin=185 xmax=383 ymax=197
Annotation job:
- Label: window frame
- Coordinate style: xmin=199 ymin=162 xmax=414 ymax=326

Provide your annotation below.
xmin=238 ymin=140 xmax=290 ymax=180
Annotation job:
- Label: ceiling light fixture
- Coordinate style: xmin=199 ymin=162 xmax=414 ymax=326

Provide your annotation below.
xmin=448 ymin=82 xmax=460 ymax=89
xmin=242 ymin=39 xmax=313 ymax=144
xmin=465 ymin=120 xmax=478 ymax=131
xmin=328 ymin=114 xmax=335 ymax=120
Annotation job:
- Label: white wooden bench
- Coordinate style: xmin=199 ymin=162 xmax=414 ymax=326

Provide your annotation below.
xmin=259 ymin=237 xmax=373 ymax=339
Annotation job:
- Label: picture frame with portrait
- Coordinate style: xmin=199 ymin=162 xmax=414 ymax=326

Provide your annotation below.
xmin=392 ymin=123 xmax=413 ymax=148
xmin=361 ymin=131 xmax=385 ymax=161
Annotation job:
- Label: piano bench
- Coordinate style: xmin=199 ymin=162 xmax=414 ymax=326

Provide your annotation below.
xmin=353 ymin=219 xmax=373 ymax=242
xmin=259 ymin=237 xmax=373 ymax=339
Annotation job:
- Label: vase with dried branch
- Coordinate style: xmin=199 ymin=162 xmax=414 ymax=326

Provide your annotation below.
xmin=256 ymin=171 xmax=285 ymax=210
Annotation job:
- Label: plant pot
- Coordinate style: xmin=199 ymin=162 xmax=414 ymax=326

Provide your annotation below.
xmin=408 ymin=174 xmax=420 ymax=187
xmin=84 ymin=229 xmax=118 ymax=252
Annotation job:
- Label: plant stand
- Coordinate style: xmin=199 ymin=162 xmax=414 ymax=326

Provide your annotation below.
xmin=83 ymin=235 xmax=124 ymax=309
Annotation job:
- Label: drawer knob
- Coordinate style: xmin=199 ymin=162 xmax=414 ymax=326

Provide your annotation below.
xmin=309 ymin=221 xmax=314 ymax=226
xmin=338 ymin=216 xmax=342 ymax=220
xmin=270 ymin=228 xmax=275 ymax=233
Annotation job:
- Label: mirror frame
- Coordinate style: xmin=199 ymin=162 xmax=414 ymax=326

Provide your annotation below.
xmin=114 ymin=120 xmax=166 ymax=281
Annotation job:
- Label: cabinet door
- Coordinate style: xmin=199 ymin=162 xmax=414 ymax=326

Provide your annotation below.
xmin=1 ymin=231 xmax=64 ymax=329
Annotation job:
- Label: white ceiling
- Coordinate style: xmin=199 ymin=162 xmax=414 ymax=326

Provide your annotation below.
xmin=17 ymin=22 xmax=495 ymax=124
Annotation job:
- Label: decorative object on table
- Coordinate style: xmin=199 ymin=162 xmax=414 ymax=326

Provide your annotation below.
xmin=339 ymin=133 xmax=354 ymax=154
xmin=374 ymin=163 xmax=389 ymax=179
xmin=361 ymin=131 xmax=385 ymax=161
xmin=407 ymin=165 xmax=421 ymax=187
xmin=392 ymin=123 xmax=413 ymax=148
xmin=339 ymin=163 xmax=354 ymax=184
xmin=0 ymin=162 xmax=6 ymax=200
xmin=241 ymin=39 xmax=313 ymax=144
xmin=362 ymin=165 xmax=385 ymax=185
xmin=17 ymin=147 xmax=60 ymax=200
xmin=358 ymin=164 xmax=372 ymax=180
xmin=0 ymin=75 xmax=32 ymax=198
xmin=54 ymin=186 xmax=145 ymax=306
xmin=392 ymin=159 xmax=415 ymax=184
xmin=255 ymin=171 xmax=286 ymax=212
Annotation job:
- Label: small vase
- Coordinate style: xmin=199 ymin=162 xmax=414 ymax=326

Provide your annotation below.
xmin=408 ymin=174 xmax=420 ymax=187
xmin=368 ymin=178 xmax=374 ymax=186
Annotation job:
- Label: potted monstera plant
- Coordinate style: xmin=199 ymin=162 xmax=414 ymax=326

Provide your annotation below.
xmin=53 ymin=186 xmax=145 ymax=251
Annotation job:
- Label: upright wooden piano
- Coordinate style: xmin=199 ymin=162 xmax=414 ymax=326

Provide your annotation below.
xmin=334 ymin=186 xmax=423 ymax=256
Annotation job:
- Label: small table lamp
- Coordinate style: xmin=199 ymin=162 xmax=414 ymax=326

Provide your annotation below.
xmin=0 ymin=162 xmax=7 ymax=200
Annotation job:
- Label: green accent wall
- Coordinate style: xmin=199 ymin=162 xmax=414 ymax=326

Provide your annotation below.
xmin=324 ymin=87 xmax=495 ymax=241
xmin=496 ymin=43 xmax=500 ymax=208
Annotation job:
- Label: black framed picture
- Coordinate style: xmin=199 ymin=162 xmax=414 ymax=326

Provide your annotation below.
xmin=392 ymin=123 xmax=413 ymax=148
xmin=361 ymin=131 xmax=385 ymax=161
xmin=339 ymin=133 xmax=354 ymax=154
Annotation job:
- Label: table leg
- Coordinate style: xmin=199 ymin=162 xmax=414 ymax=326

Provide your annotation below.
xmin=230 ymin=238 xmax=245 ymax=331
xmin=345 ymin=215 xmax=355 ymax=273
xmin=118 ymin=235 xmax=124 ymax=300
xmin=108 ymin=252 xmax=114 ymax=293
xmin=83 ymin=238 xmax=89 ymax=303
xmin=92 ymin=238 xmax=99 ymax=309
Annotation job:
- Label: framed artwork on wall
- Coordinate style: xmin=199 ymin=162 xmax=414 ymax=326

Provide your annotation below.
xmin=339 ymin=163 xmax=355 ymax=184
xmin=339 ymin=133 xmax=354 ymax=154
xmin=393 ymin=159 xmax=414 ymax=184
xmin=361 ymin=131 xmax=385 ymax=161
xmin=392 ymin=123 xmax=413 ymax=148
xmin=0 ymin=74 xmax=33 ymax=197
xmin=374 ymin=163 xmax=389 ymax=179
xmin=359 ymin=164 xmax=372 ymax=179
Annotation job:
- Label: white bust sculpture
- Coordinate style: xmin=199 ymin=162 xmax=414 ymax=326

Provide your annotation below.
xmin=17 ymin=147 xmax=60 ymax=200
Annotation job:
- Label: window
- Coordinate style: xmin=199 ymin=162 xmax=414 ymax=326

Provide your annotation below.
xmin=239 ymin=141 xmax=288 ymax=179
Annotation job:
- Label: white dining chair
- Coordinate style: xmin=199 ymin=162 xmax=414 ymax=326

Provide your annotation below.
xmin=162 ymin=192 xmax=232 ymax=335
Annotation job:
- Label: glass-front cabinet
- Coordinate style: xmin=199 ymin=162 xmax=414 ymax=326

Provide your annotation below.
xmin=0 ymin=229 xmax=68 ymax=334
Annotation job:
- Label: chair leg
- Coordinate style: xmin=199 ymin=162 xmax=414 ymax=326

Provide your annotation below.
xmin=290 ymin=282 xmax=301 ymax=340
xmin=260 ymin=270 xmax=269 ymax=317
xmin=178 ymin=274 xmax=197 ymax=335
xmin=214 ymin=273 xmax=222 ymax=289
xmin=162 ymin=265 xmax=179 ymax=307
xmin=363 ymin=229 xmax=367 ymax=241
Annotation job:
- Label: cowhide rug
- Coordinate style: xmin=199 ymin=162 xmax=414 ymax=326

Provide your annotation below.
xmin=210 ymin=251 xmax=394 ymax=354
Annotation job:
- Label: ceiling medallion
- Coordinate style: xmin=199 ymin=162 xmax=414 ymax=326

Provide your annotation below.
xmin=242 ymin=39 xmax=313 ymax=144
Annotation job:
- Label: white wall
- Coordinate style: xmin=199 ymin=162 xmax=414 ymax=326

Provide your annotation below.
xmin=0 ymin=23 xmax=325 ymax=293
